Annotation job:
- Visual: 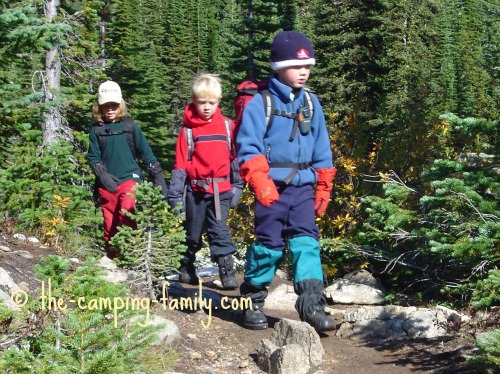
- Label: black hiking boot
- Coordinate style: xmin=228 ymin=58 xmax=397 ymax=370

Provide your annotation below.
xmin=243 ymin=303 xmax=268 ymax=330
xmin=302 ymin=305 xmax=335 ymax=332
xmin=178 ymin=251 xmax=198 ymax=285
xmin=217 ymin=254 xmax=238 ymax=290
xmin=178 ymin=266 xmax=198 ymax=284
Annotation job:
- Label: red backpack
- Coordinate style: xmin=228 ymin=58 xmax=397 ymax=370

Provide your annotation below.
xmin=234 ymin=80 xmax=269 ymax=130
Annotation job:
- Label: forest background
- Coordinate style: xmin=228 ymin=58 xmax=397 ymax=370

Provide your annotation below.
xmin=0 ymin=0 xmax=498 ymax=311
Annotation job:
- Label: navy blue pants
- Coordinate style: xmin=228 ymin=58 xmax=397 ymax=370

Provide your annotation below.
xmin=242 ymin=184 xmax=325 ymax=317
xmin=255 ymin=184 xmax=319 ymax=249
xmin=184 ymin=186 xmax=236 ymax=260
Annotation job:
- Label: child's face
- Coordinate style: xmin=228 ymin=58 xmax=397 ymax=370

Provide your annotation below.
xmin=193 ymin=96 xmax=220 ymax=121
xmin=276 ymin=65 xmax=311 ymax=89
xmin=101 ymin=102 xmax=120 ymax=122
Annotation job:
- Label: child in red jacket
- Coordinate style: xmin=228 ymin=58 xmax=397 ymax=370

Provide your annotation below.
xmin=168 ymin=73 xmax=243 ymax=289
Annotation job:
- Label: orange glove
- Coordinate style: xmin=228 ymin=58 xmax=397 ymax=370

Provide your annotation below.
xmin=314 ymin=167 xmax=337 ymax=217
xmin=240 ymin=155 xmax=279 ymax=206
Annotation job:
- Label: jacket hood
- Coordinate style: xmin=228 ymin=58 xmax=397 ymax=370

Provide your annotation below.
xmin=183 ymin=103 xmax=224 ymax=129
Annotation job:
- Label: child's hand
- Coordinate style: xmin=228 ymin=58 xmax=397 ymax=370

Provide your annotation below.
xmin=91 ymin=162 xmax=119 ymax=193
xmin=99 ymin=173 xmax=120 ymax=193
xmin=240 ymin=155 xmax=279 ymax=207
xmin=314 ymin=192 xmax=330 ymax=216
xmin=314 ymin=167 xmax=337 ymax=216
xmin=230 ymin=185 xmax=244 ymax=208
xmin=252 ymin=176 xmax=279 ymax=206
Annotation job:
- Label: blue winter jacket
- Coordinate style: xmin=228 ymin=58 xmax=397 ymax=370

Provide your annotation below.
xmin=236 ymin=74 xmax=333 ymax=186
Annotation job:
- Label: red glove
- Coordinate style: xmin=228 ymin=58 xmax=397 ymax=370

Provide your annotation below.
xmin=314 ymin=167 xmax=337 ymax=217
xmin=240 ymin=155 xmax=279 ymax=206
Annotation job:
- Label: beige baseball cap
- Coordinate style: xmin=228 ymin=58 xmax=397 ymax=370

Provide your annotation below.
xmin=98 ymin=81 xmax=122 ymax=105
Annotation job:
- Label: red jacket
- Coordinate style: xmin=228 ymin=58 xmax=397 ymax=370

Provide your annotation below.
xmin=173 ymin=104 xmax=236 ymax=194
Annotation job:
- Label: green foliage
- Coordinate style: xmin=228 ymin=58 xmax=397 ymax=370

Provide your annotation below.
xmin=0 ymin=0 xmax=498 ymax=319
xmin=109 ymin=181 xmax=186 ymax=298
xmin=34 ymin=255 xmax=71 ymax=288
xmin=319 ymin=238 xmax=367 ymax=281
xmin=0 ymin=136 xmax=99 ymax=252
xmin=0 ymin=299 xmax=14 ymax=334
xmin=472 ymin=270 xmax=500 ymax=308
xmin=356 ymin=114 xmax=499 ymax=305
xmin=227 ymin=185 xmax=255 ymax=265
xmin=467 ymin=329 xmax=500 ymax=372
xmin=0 ymin=255 xmax=175 ymax=373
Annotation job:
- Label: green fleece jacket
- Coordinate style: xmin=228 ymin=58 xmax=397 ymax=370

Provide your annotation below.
xmin=87 ymin=119 xmax=157 ymax=185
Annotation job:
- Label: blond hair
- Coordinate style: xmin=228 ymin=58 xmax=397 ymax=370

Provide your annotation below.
xmin=192 ymin=73 xmax=222 ymax=100
xmin=92 ymin=100 xmax=128 ymax=123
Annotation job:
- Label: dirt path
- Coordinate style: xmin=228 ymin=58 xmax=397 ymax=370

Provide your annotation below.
xmin=154 ymin=276 xmax=476 ymax=374
xmin=0 ymin=240 xmax=480 ymax=374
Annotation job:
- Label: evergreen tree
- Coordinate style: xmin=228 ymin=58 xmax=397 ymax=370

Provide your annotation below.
xmin=110 ymin=182 xmax=186 ymax=299
xmin=0 ymin=1 xmax=51 ymax=155
xmin=107 ymin=0 xmax=171 ymax=131
xmin=59 ymin=0 xmax=109 ymax=133
xmin=358 ymin=114 xmax=499 ymax=304
xmin=376 ymin=0 xmax=441 ymax=179
xmin=0 ymin=256 xmax=166 ymax=373
xmin=163 ymin=0 xmax=201 ymax=127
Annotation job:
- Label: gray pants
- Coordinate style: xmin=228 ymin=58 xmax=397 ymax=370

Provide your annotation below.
xmin=184 ymin=186 xmax=236 ymax=262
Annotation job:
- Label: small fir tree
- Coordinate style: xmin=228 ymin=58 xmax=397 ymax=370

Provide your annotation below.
xmin=110 ymin=181 xmax=186 ymax=299
xmin=0 ymin=255 xmax=169 ymax=373
xmin=356 ymin=114 xmax=499 ymax=305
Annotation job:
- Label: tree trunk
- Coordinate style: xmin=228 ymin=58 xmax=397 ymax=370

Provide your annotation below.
xmin=42 ymin=0 xmax=72 ymax=146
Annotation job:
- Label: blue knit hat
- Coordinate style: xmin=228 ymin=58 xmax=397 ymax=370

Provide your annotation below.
xmin=270 ymin=31 xmax=316 ymax=71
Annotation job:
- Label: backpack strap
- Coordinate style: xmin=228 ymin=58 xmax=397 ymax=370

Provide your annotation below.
xmin=224 ymin=117 xmax=232 ymax=156
xmin=94 ymin=125 xmax=107 ymax=154
xmin=122 ymin=118 xmax=138 ymax=162
xmin=304 ymin=90 xmax=314 ymax=121
xmin=260 ymin=89 xmax=275 ymax=131
xmin=184 ymin=118 xmax=232 ymax=161
xmin=184 ymin=127 xmax=194 ymax=161
xmin=260 ymin=89 xmax=313 ymax=136
xmin=94 ymin=118 xmax=138 ymax=162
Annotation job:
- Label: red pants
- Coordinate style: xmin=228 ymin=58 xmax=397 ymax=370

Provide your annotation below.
xmin=99 ymin=179 xmax=138 ymax=258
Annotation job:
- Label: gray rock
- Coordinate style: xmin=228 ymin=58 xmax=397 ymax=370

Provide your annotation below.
xmin=100 ymin=269 xmax=128 ymax=283
xmin=344 ymin=269 xmax=385 ymax=290
xmin=333 ymin=305 xmax=448 ymax=341
xmin=324 ymin=279 xmax=385 ymax=305
xmin=265 ymin=283 xmax=298 ymax=311
xmin=269 ymin=343 xmax=310 ymax=374
xmin=0 ymin=289 xmax=21 ymax=311
xmin=130 ymin=313 xmax=180 ymax=345
xmin=0 ymin=267 xmax=21 ymax=292
xmin=97 ymin=256 xmax=118 ymax=270
xmin=13 ymin=233 xmax=26 ymax=241
xmin=270 ymin=319 xmax=324 ymax=367
xmin=256 ymin=339 xmax=279 ymax=373
xmin=14 ymin=250 xmax=34 ymax=259
xmin=0 ymin=245 xmax=11 ymax=252
xmin=257 ymin=318 xmax=325 ymax=373
xmin=324 ymin=270 xmax=386 ymax=305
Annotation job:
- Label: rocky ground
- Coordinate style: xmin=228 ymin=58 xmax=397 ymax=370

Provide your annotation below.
xmin=0 ymin=236 xmax=494 ymax=374
xmin=157 ymin=279 xmax=482 ymax=374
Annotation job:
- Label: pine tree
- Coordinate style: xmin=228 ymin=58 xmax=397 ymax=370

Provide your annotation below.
xmin=358 ymin=113 xmax=499 ymax=304
xmin=109 ymin=182 xmax=186 ymax=299
xmin=162 ymin=0 xmax=201 ymax=127
xmin=376 ymin=0 xmax=441 ymax=179
xmin=0 ymin=256 xmax=167 ymax=373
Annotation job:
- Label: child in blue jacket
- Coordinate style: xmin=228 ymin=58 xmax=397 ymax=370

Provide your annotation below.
xmin=236 ymin=31 xmax=337 ymax=332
